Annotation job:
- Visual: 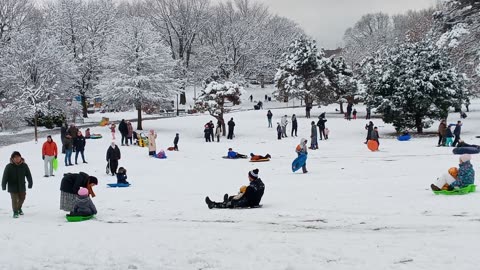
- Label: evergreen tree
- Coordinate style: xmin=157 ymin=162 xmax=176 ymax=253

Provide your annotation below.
xmin=361 ymin=39 xmax=466 ymax=133
xmin=194 ymin=81 xmax=244 ymax=135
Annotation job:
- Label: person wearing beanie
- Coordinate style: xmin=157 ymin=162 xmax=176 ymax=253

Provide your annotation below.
xmin=2 ymin=151 xmax=33 ymax=218
xmin=173 ymin=133 xmax=179 ymax=151
xmin=42 ymin=135 xmax=58 ymax=177
xmin=116 ymin=167 xmax=129 ymax=185
xmin=205 ymin=168 xmax=265 ymax=209
xmin=68 ymin=187 xmax=97 ymax=217
xmin=60 ymin=172 xmax=98 ymax=212
xmin=447 ymin=154 xmax=475 ymax=190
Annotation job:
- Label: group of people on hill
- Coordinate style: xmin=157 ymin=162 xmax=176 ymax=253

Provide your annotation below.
xmin=202 ymin=118 xmax=235 ymax=141
xmin=437 ymin=120 xmax=463 ymax=147
xmin=365 ymin=121 xmax=380 ymax=146
xmin=60 ymin=123 xmax=88 ymax=167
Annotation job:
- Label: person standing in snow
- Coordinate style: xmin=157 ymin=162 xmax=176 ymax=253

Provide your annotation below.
xmin=310 ymin=121 xmax=318 ymax=150
xmin=346 ymin=103 xmax=353 ymax=121
xmin=281 ymin=115 xmax=288 ymax=138
xmin=147 ymin=129 xmax=157 ymax=156
xmin=2 ymin=151 xmax=33 ymax=218
xmin=267 ymin=110 xmax=273 ymax=128
xmin=365 ymin=121 xmax=374 ymax=144
xmin=208 ymin=120 xmax=215 ymax=142
xmin=42 ymin=135 xmax=58 ymax=177
xmin=173 ymin=133 xmax=179 ymax=151
xmin=452 ymin=120 xmax=462 ymax=147
xmin=437 ymin=119 xmax=447 ymax=147
xmin=365 ymin=107 xmax=371 ymax=120
xmin=317 ymin=113 xmax=327 ymax=140
xmin=64 ymin=134 xmax=73 ymax=166
xmin=204 ymin=123 xmax=211 ymax=142
xmin=276 ymin=122 xmax=282 ymax=140
xmin=227 ymin=118 xmax=235 ymax=140
xmin=73 ymin=130 xmax=87 ymax=164
xmin=352 ymin=109 xmax=357 ymax=120
xmin=215 ymin=124 xmax=222 ymax=142
xmin=249 ymin=94 xmax=253 ymax=102
xmin=295 ymin=138 xmax=308 ymax=173
xmin=106 ymin=142 xmax=121 ymax=175
xmin=306 ymin=104 xmax=312 ymax=118
xmin=110 ymin=123 xmax=116 ymax=140
xmin=126 ymin=121 xmax=134 ymax=146
xmin=291 ymin=114 xmax=298 ymax=137
xmin=118 ymin=119 xmax=128 ymax=146
xmin=371 ymin=127 xmax=380 ymax=147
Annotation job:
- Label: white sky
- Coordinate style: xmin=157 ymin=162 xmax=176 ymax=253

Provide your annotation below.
xmin=242 ymin=0 xmax=438 ymax=49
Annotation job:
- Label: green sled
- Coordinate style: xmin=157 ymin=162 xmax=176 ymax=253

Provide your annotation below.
xmin=66 ymin=215 xmax=94 ymax=222
xmin=433 ymin=184 xmax=476 ymax=195
xmin=52 ymin=158 xmax=58 ymax=171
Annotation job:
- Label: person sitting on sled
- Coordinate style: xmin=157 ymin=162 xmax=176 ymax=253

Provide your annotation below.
xmin=431 ymin=154 xmax=475 ymax=191
xmin=250 ymin=153 xmax=271 ymax=161
xmin=116 ymin=167 xmax=129 ymax=185
xmin=205 ymin=169 xmax=265 ymax=209
xmin=69 ymin=187 xmax=97 ymax=217
xmin=227 ymin=148 xmax=247 ymax=159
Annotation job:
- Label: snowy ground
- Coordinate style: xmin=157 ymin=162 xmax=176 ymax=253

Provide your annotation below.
xmin=0 ymin=93 xmax=479 ymax=269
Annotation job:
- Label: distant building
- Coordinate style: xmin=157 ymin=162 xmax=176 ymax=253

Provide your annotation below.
xmin=324 ymin=47 xmax=343 ymax=58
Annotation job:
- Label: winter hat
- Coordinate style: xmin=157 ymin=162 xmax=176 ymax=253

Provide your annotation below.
xmin=250 ymin=153 xmax=254 ymax=157
xmin=240 ymin=185 xmax=247 ymax=193
xmin=248 ymin=169 xmax=259 ymax=179
xmin=78 ymin=187 xmax=89 ymax=196
xmin=460 ymin=154 xmax=471 ymax=163
xmin=10 ymin=151 xmax=21 ymax=159
xmin=448 ymin=167 xmax=458 ymax=178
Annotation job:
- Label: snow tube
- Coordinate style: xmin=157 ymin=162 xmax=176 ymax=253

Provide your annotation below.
xmin=292 ymin=154 xmax=307 ymax=172
xmin=66 ymin=214 xmax=94 ymax=222
xmin=367 ymin=140 xmax=379 ymax=151
xmin=397 ymin=134 xmax=411 ymax=141
xmin=107 ymin=183 xmax=131 ymax=188
xmin=89 ymin=134 xmax=102 ymax=139
xmin=452 ymin=147 xmax=480 ymax=155
xmin=155 ymin=150 xmax=167 ymax=159
xmin=433 ymin=184 xmax=476 ymax=195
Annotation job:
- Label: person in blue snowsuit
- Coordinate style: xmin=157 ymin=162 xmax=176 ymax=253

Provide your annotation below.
xmin=227 ymin=148 xmax=247 ymax=159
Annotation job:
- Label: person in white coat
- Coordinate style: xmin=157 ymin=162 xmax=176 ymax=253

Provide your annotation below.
xmin=280 ymin=115 xmax=288 ymax=138
xmin=147 ymin=130 xmax=157 ymax=156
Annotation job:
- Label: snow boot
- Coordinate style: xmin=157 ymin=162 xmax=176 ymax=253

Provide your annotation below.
xmin=430 ymin=184 xmax=441 ymax=191
xmin=223 ymin=193 xmax=229 ymax=203
xmin=13 ymin=211 xmax=19 ymax=218
xmin=18 ymin=209 xmax=24 ymax=215
xmin=205 ymin=196 xmax=214 ymax=209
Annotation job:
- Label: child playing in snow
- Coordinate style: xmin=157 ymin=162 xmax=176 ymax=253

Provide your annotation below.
xmin=110 ymin=123 xmax=116 ymax=140
xmin=324 ymin=128 xmax=330 ymax=140
xmin=116 ymin=167 xmax=129 ymax=185
xmin=250 ymin=153 xmax=271 ymax=161
xmin=431 ymin=154 xmax=475 ymax=191
xmin=430 ymin=167 xmax=458 ymax=191
xmin=226 ymin=185 xmax=248 ymax=202
xmin=69 ymin=187 xmax=97 ymax=216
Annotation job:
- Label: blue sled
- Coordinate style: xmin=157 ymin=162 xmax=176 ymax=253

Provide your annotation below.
xmin=107 ymin=183 xmax=131 ymax=188
xmin=292 ymin=154 xmax=307 ymax=172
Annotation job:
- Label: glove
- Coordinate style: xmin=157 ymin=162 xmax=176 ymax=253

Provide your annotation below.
xmin=28 ymin=183 xmax=33 ymax=189
xmin=42 ymin=155 xmax=45 ymax=160
xmin=54 ymin=155 xmax=57 ymax=159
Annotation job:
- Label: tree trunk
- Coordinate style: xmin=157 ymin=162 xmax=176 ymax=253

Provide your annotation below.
xmin=415 ymin=115 xmax=423 ymax=133
xmin=339 ymin=102 xmax=344 ymax=114
xmin=180 ymin=92 xmax=186 ymax=105
xmin=136 ymin=104 xmax=143 ymax=130
xmin=81 ymin=93 xmax=88 ymax=118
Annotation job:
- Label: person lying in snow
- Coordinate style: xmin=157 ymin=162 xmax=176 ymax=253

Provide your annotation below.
xmin=431 ymin=154 xmax=475 ymax=191
xmin=205 ymin=169 xmax=265 ymax=209
xmin=227 ymin=148 xmax=247 ymax=159
xmin=250 ymin=153 xmax=271 ymax=161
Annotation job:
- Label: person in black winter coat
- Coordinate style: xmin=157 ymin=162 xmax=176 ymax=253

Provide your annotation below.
xmin=208 ymin=121 xmax=215 ymax=142
xmin=277 ymin=122 xmax=282 ymax=140
xmin=118 ymin=119 xmax=128 ymax=146
xmin=204 ymin=123 xmax=211 ymax=142
xmin=317 ymin=113 xmax=327 ymax=140
xmin=227 ymin=118 xmax=235 ymax=140
xmin=73 ymin=131 xmax=87 ymax=164
xmin=60 ymin=122 xmax=68 ymax=154
xmin=173 ymin=133 xmax=179 ymax=151
xmin=365 ymin=121 xmax=374 ymax=143
xmin=60 ymin=172 xmax=98 ymax=212
xmin=291 ymin=114 xmax=298 ymax=137
xmin=116 ymin=167 xmax=129 ymax=185
xmin=267 ymin=110 xmax=273 ymax=128
xmin=205 ymin=169 xmax=265 ymax=209
xmin=452 ymin=121 xmax=462 ymax=147
xmin=106 ymin=142 xmax=121 ymax=176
